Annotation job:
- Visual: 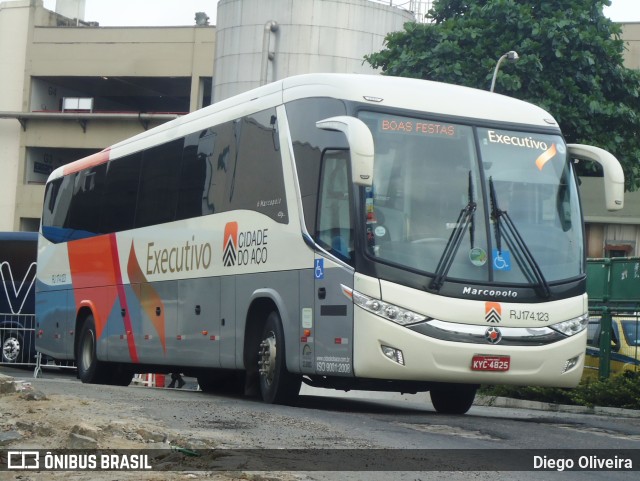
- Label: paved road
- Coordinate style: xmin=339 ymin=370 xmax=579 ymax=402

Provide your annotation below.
xmin=3 ymin=365 xmax=640 ymax=480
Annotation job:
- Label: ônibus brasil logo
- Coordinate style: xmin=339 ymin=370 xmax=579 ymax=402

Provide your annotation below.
xmin=223 ymin=222 xmax=238 ymax=267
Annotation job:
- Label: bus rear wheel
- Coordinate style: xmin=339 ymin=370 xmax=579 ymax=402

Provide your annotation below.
xmin=77 ymin=315 xmax=109 ymax=384
xmin=257 ymin=311 xmax=301 ymax=404
xmin=430 ymin=383 xmax=478 ymax=414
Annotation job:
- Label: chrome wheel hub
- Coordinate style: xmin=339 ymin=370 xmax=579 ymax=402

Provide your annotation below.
xmin=2 ymin=337 xmax=20 ymax=362
xmin=258 ymin=332 xmax=277 ymax=385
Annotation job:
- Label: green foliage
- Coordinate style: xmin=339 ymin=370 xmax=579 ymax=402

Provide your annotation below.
xmin=364 ymin=0 xmax=640 ymax=190
xmin=480 ymin=371 xmax=640 ymax=409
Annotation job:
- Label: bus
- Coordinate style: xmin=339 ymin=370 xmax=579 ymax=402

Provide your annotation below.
xmin=1 ymin=231 xmax=38 ymax=364
xmin=35 ymin=73 xmax=624 ymax=414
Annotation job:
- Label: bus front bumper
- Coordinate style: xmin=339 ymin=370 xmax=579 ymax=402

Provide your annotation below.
xmin=353 ymin=308 xmax=586 ymax=388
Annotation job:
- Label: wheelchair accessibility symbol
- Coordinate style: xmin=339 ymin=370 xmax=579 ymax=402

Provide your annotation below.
xmin=492 ymin=249 xmax=511 ymax=271
xmin=314 ymin=259 xmax=325 ymax=279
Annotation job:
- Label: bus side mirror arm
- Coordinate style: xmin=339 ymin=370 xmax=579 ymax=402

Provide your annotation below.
xmin=567 ymin=144 xmax=625 ymax=211
xmin=316 ymin=116 xmax=374 ymax=187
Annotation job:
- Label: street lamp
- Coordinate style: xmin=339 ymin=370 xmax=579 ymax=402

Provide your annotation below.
xmin=490 ymin=50 xmax=519 ymax=92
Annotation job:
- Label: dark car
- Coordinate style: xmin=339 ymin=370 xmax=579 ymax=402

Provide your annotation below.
xmin=0 ymin=231 xmax=38 ymax=364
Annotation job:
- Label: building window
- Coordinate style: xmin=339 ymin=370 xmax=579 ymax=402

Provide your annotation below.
xmin=605 ymin=243 xmax=633 ymax=258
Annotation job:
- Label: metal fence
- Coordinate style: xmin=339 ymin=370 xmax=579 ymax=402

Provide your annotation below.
xmin=585 ymin=258 xmax=640 ymax=379
xmin=0 ymin=313 xmax=36 ymax=366
xmin=585 ymin=307 xmax=640 ymax=380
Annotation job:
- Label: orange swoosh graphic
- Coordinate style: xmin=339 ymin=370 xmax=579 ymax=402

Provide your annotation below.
xmin=127 ymin=241 xmax=166 ymax=353
xmin=535 ymin=144 xmax=557 ymax=171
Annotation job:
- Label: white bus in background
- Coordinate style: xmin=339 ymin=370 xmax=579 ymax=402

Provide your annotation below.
xmin=35 ymin=74 xmax=624 ymax=414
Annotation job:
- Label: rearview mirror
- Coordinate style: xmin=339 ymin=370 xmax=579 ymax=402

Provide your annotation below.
xmin=567 ymin=144 xmax=624 ymax=211
xmin=316 ymin=116 xmax=374 ymax=187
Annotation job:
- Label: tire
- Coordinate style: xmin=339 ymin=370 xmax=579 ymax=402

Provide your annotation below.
xmin=76 ymin=315 xmax=109 ymax=384
xmin=1 ymin=331 xmax=23 ymax=363
xmin=430 ymin=383 xmax=478 ymax=414
xmin=258 ymin=311 xmax=301 ymax=404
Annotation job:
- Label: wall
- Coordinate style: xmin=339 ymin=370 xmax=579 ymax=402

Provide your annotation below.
xmin=0 ymin=0 xmax=32 ymax=230
xmin=620 ymin=22 xmax=640 ymax=69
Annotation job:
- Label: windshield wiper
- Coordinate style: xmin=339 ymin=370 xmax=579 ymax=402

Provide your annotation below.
xmin=430 ymin=172 xmax=476 ymax=292
xmin=489 ymin=177 xmax=551 ymax=298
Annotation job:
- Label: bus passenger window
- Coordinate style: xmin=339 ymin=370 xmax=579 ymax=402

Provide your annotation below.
xmin=316 ymin=150 xmax=353 ymax=264
xmin=176 ymin=130 xmax=216 ymax=220
xmin=101 ymin=153 xmax=142 ymax=233
xmin=42 ymin=176 xmax=74 ymax=243
xmin=230 ymin=109 xmax=288 ymax=223
xmin=136 ymin=139 xmax=183 ymax=228
xmin=67 ymin=165 xmax=106 ymax=237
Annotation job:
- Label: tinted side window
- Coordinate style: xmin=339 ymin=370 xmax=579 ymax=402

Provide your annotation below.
xmin=67 ymin=164 xmax=106 ymax=238
xmin=42 ymin=176 xmax=74 ymax=243
xmin=176 ymin=131 xmax=208 ymax=220
xmin=230 ymin=109 xmax=288 ymax=223
xmin=285 ymin=98 xmax=348 ymax=233
xmin=136 ymin=139 xmax=183 ymax=227
xmin=316 ymin=151 xmax=353 ymax=264
xmin=177 ymin=123 xmax=238 ymax=220
xmin=101 ymin=153 xmax=142 ymax=233
xmin=209 ymin=122 xmax=236 ymax=215
xmin=177 ymin=126 xmax=236 ymax=220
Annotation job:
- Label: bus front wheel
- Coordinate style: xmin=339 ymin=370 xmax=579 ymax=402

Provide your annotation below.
xmin=257 ymin=311 xmax=301 ymax=404
xmin=430 ymin=383 xmax=478 ymax=414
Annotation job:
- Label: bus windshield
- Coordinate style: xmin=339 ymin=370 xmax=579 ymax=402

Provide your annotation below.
xmin=359 ymin=111 xmax=583 ymax=286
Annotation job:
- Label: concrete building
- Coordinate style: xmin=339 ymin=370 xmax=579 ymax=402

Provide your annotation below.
xmin=619 ymin=22 xmax=640 ymax=69
xmin=0 ymin=0 xmax=414 ymax=231
xmin=579 ymin=22 xmax=640 ymax=258
xmin=0 ymin=0 xmax=215 ymax=231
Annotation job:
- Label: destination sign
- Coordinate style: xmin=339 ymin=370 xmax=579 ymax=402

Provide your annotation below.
xmin=377 ymin=116 xmax=457 ymax=138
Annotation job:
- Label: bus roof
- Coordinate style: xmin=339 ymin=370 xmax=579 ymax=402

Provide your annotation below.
xmin=48 ymin=73 xmax=559 ymax=183
xmin=281 ymin=73 xmax=557 ymax=128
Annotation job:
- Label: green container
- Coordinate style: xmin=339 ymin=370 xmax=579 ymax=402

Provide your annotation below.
xmin=586 ymin=258 xmax=610 ymax=303
xmin=608 ymin=258 xmax=640 ymax=302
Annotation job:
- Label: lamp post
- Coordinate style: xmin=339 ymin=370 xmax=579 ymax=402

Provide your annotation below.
xmin=490 ymin=50 xmax=519 ymax=92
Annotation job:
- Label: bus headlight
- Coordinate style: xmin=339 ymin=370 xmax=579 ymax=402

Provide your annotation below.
xmin=341 ymin=285 xmax=426 ymax=326
xmin=550 ymin=314 xmax=589 ymax=337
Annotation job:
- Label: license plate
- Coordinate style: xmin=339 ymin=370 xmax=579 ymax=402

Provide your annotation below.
xmin=471 ymin=355 xmax=510 ymax=371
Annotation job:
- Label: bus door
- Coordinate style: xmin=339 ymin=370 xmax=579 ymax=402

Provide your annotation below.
xmin=313 ymin=150 xmax=355 ymax=377
xmin=314 ymin=256 xmax=354 ymax=377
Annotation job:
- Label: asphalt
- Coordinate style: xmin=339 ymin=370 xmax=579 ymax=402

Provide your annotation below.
xmin=2 ymin=370 xmax=639 ymax=418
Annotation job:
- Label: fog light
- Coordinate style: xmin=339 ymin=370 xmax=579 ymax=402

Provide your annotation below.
xmin=562 ymin=355 xmax=580 ymax=373
xmin=381 ymin=345 xmax=405 ymax=365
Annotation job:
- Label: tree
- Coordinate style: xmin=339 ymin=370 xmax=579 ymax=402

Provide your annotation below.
xmin=365 ymin=0 xmax=640 ymax=190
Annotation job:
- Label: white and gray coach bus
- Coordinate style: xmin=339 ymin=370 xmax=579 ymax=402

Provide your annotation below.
xmin=35 ymin=74 xmax=624 ymax=413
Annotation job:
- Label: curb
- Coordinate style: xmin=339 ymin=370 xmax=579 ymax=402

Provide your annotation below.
xmin=475 ymin=395 xmax=640 ymax=418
